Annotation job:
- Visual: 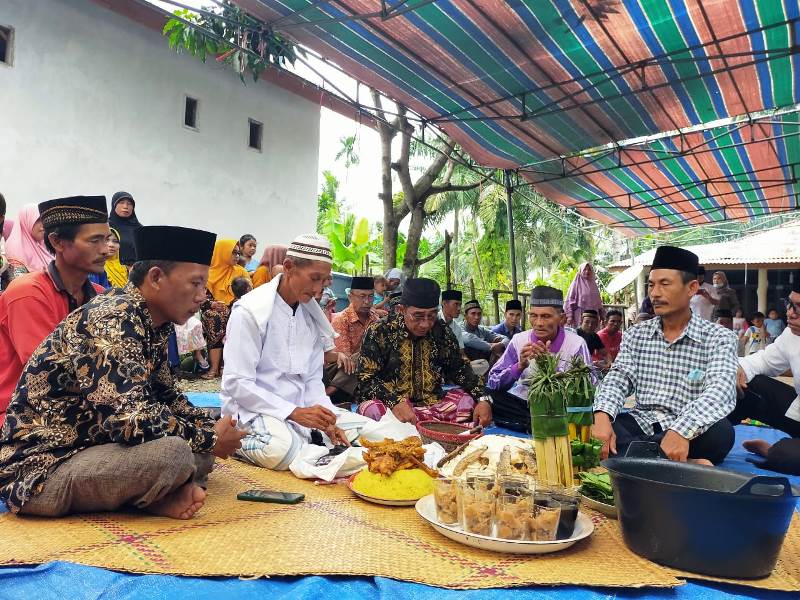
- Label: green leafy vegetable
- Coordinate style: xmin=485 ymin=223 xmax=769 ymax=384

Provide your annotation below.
xmin=578 ymin=471 xmax=615 ymax=506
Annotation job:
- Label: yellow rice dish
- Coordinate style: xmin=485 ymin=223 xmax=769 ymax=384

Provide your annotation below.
xmin=351 ymin=468 xmax=434 ymax=501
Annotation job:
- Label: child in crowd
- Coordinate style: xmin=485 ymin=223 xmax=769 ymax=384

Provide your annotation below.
xmin=715 ymin=309 xmax=733 ymax=330
xmin=764 ymin=308 xmax=785 ymax=343
xmin=230 ymin=276 xmax=253 ymax=306
xmin=373 ymin=276 xmax=388 ymax=309
xmin=733 ymin=308 xmax=748 ymax=336
xmin=741 ymin=312 xmax=768 ymax=356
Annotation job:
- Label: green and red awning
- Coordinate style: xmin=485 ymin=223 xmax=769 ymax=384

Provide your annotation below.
xmin=237 ymin=0 xmax=800 ymax=233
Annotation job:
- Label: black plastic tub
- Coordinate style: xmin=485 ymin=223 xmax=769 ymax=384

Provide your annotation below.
xmin=603 ymin=445 xmax=799 ymax=579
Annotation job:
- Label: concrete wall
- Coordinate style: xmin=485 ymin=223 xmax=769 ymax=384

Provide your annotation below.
xmin=0 ymin=0 xmax=320 ymax=247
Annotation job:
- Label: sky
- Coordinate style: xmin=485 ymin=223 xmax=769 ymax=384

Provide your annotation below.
xmin=150 ymin=0 xmax=390 ymax=224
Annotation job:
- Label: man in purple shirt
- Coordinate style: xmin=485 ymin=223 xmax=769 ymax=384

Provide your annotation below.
xmin=487 ymin=286 xmax=592 ymax=432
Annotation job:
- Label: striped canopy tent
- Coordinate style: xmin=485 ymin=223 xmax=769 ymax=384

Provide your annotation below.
xmin=235 ymin=0 xmax=800 ymax=234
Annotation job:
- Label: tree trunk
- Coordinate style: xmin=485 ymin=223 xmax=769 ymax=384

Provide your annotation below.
xmin=403 ymin=204 xmax=426 ymax=276
xmin=371 ymin=88 xmax=399 ymax=271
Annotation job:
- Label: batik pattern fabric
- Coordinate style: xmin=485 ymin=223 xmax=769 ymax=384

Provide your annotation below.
xmin=355 ymin=313 xmax=484 ymax=408
xmin=200 ymin=292 xmax=229 ymax=349
xmin=0 ymin=283 xmax=217 ymax=513
xmin=358 ymin=388 xmax=476 ymax=423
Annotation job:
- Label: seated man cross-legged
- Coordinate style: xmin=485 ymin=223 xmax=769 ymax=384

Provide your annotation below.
xmin=593 ymin=246 xmax=738 ymax=466
xmin=729 ymin=274 xmax=800 ymax=439
xmin=324 ymin=276 xmax=379 ymax=405
xmin=0 ymin=226 xmax=245 ymax=518
xmin=221 ymin=234 xmax=352 ymax=470
xmin=487 ymin=286 xmax=593 ymax=432
xmin=356 ymin=278 xmax=492 ymax=426
xmin=461 ymin=299 xmax=508 ymax=363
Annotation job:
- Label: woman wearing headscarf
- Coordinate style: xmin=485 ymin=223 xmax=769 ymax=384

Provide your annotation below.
xmin=251 ymin=244 xmax=288 ymax=288
xmin=711 ymin=271 xmax=740 ymax=320
xmin=201 ymin=239 xmax=249 ymax=379
xmin=108 ymin=191 xmax=142 ymax=266
xmin=104 ymin=228 xmax=128 ymax=288
xmin=5 ymin=204 xmax=52 ymax=275
xmin=564 ymin=262 xmax=605 ymax=327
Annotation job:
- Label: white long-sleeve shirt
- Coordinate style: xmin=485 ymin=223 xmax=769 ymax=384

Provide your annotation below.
xmin=739 ymin=326 xmax=800 ymax=422
xmin=221 ymin=293 xmax=333 ymax=425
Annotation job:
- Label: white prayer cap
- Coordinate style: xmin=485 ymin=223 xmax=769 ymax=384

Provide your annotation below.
xmin=286 ymin=233 xmax=332 ymax=264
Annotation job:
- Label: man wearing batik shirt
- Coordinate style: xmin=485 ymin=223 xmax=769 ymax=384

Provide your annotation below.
xmin=325 ymin=276 xmax=379 ymax=403
xmin=0 ymin=196 xmax=112 ymax=427
xmin=0 ymin=226 xmax=245 ymax=518
xmin=487 ymin=286 xmax=593 ymax=432
xmin=356 ymin=278 xmax=492 ymax=426
xmin=593 ymin=246 xmax=738 ymax=466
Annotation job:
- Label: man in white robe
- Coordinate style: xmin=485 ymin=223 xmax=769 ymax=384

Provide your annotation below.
xmin=221 ymin=234 xmax=352 ymax=470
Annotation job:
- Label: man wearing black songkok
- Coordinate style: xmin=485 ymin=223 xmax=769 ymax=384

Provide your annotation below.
xmin=0 ymin=196 xmax=111 ymax=427
xmin=593 ymin=246 xmax=738 ymax=465
xmin=325 ymin=276 xmax=379 ymax=404
xmin=0 ymin=226 xmax=246 ymax=519
xmin=356 ymin=278 xmax=492 ymax=426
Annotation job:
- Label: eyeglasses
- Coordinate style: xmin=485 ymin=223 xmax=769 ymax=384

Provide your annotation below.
xmin=782 ymin=297 xmax=799 ymax=314
xmin=351 ymin=293 xmax=375 ymax=301
xmin=405 ymin=312 xmax=438 ymax=324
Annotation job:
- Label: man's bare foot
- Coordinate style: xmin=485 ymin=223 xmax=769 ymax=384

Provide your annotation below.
xmin=743 ymin=439 xmax=772 ymax=458
xmin=688 ymin=458 xmax=714 ymax=467
xmin=147 ymin=483 xmax=206 ymax=519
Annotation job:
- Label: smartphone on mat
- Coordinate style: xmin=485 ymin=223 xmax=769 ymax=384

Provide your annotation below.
xmin=237 ymin=489 xmax=305 ymax=504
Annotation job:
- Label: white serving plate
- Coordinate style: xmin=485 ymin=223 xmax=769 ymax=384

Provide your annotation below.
xmin=580 ymin=494 xmax=618 ymax=519
xmin=415 ymin=495 xmax=594 ymax=554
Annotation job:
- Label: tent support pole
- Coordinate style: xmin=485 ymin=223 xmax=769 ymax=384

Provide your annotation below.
xmin=504 ymin=169 xmax=519 ymax=299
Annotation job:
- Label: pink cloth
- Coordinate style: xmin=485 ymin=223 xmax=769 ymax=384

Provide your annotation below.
xmin=357 ymin=389 xmax=476 ymax=424
xmin=2 ymin=219 xmax=13 ymax=240
xmin=5 ymin=205 xmax=52 ymax=272
xmin=564 ymin=262 xmax=604 ymax=326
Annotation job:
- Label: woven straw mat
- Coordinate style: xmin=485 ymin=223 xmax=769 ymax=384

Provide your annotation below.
xmin=0 ymin=459 xmax=796 ymax=591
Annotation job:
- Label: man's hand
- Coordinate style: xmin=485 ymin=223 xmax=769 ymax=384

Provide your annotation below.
xmin=592 ymin=411 xmax=617 ymax=459
xmin=212 ymin=415 xmax=247 ymax=459
xmin=392 ymin=400 xmax=417 ymax=424
xmin=473 ymin=400 xmax=492 ymax=427
xmin=325 ymin=426 xmax=350 ymax=447
xmin=337 ymin=353 xmax=356 ymax=375
xmin=289 ymin=405 xmax=337 ymax=430
xmin=661 ymin=430 xmax=690 ymax=462
xmin=736 ymin=366 xmax=748 ymax=396
xmin=518 ymin=343 xmax=535 ymax=370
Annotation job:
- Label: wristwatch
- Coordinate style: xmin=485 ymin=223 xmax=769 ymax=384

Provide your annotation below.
xmin=478 ymin=395 xmax=493 ymax=405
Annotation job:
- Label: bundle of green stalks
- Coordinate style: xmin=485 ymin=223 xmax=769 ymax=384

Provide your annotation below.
xmin=564 ymin=356 xmax=594 ymax=444
xmin=527 ymin=353 xmax=573 ymax=487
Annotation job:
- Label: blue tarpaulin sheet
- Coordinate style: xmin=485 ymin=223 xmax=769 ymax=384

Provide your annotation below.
xmin=0 ymin=392 xmax=797 ymax=599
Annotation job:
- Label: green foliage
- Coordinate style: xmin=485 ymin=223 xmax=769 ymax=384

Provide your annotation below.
xmin=162 ymin=3 xmax=301 ymax=83
xmin=320 ymin=206 xmax=375 ymax=274
xmin=316 ymin=171 xmax=341 ymax=234
xmin=335 ymin=136 xmax=360 ymax=169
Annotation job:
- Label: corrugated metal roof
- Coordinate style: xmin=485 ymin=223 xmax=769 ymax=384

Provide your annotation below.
xmin=609 ymin=222 xmax=800 ymax=271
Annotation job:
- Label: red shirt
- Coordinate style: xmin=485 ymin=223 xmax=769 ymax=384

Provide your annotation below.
xmin=0 ymin=264 xmax=101 ymax=426
xmin=597 ymin=327 xmax=623 ymax=362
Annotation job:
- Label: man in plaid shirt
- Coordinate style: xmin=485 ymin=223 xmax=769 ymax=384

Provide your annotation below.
xmin=593 ymin=246 xmax=738 ymax=465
